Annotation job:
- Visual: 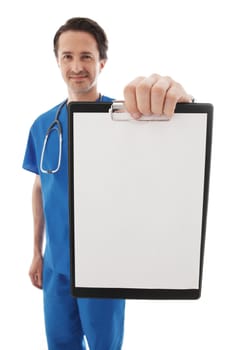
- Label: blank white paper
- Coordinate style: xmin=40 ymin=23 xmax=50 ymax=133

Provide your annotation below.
xmin=73 ymin=113 xmax=207 ymax=290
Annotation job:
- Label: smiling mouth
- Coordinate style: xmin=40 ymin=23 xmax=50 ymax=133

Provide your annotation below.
xmin=70 ymin=75 xmax=88 ymax=80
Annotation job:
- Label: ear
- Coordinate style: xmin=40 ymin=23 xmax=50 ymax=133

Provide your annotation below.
xmin=56 ymin=57 xmax=60 ymax=68
xmin=99 ymin=59 xmax=107 ymax=72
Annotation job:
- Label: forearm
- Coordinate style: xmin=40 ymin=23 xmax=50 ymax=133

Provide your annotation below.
xmin=32 ymin=175 xmax=45 ymax=257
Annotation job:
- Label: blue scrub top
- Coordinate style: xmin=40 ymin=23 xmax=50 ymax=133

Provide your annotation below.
xmin=23 ymin=96 xmax=114 ymax=276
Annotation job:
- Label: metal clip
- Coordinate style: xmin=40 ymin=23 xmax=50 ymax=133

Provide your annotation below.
xmin=109 ymin=101 xmax=170 ymax=121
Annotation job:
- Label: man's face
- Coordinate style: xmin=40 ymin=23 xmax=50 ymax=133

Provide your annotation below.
xmin=56 ymin=30 xmax=106 ymax=98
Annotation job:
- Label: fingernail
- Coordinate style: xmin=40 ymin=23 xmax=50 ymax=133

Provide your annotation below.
xmin=131 ymin=113 xmax=141 ymax=120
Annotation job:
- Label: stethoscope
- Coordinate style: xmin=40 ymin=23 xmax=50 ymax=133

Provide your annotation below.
xmin=40 ymin=95 xmax=103 ymax=174
xmin=40 ymin=99 xmax=67 ymax=174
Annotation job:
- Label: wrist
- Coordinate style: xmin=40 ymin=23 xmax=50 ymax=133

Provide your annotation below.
xmin=33 ymin=249 xmax=43 ymax=259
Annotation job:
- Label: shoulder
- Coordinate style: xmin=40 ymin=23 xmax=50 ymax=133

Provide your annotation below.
xmin=31 ymin=102 xmax=63 ymax=130
xmin=101 ymin=95 xmax=115 ymax=102
xmin=32 ymin=102 xmax=64 ymax=127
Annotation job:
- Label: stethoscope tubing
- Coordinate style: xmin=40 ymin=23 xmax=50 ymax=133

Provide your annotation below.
xmin=40 ymin=95 xmax=104 ymax=174
xmin=40 ymin=100 xmax=67 ymax=174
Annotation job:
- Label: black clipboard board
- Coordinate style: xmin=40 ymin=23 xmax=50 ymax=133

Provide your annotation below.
xmin=68 ymin=102 xmax=213 ymax=300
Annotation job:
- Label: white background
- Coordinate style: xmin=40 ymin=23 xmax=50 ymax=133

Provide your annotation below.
xmin=0 ymin=0 xmax=232 ymax=349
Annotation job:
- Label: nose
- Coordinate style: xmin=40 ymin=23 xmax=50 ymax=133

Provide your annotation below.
xmin=71 ymin=57 xmax=84 ymax=73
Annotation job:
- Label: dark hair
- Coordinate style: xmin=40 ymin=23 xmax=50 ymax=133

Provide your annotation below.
xmin=53 ymin=17 xmax=108 ymax=60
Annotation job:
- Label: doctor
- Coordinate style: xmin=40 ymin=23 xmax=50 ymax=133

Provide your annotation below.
xmin=23 ymin=17 xmax=193 ymax=350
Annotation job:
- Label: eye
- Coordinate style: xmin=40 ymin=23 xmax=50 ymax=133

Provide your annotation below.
xmin=81 ymin=54 xmax=93 ymax=61
xmin=62 ymin=54 xmax=73 ymax=61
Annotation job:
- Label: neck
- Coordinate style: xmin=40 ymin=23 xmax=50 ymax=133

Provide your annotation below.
xmin=68 ymin=88 xmax=100 ymax=103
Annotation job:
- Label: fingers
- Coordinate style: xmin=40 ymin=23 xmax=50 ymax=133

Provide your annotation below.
xmin=123 ymin=76 xmax=148 ymax=119
xmin=29 ymin=270 xmax=43 ymax=289
xmin=163 ymin=81 xmax=192 ymax=116
xmin=29 ymin=257 xmax=43 ymax=289
xmin=124 ymin=74 xmax=192 ymax=119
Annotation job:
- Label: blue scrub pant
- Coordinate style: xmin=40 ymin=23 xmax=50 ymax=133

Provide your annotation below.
xmin=43 ymin=264 xmax=125 ymax=350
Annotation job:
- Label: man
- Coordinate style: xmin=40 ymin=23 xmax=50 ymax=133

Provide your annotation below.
xmin=23 ymin=17 xmax=193 ymax=350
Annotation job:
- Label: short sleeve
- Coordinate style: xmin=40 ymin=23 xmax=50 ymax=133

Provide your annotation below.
xmin=22 ymin=128 xmax=39 ymax=174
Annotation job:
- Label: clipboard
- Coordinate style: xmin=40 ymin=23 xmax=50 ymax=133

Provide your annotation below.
xmin=68 ymin=102 xmax=213 ymax=300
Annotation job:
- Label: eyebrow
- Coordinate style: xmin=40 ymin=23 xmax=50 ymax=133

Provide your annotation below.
xmin=61 ymin=51 xmax=73 ymax=55
xmin=61 ymin=50 xmax=94 ymax=56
